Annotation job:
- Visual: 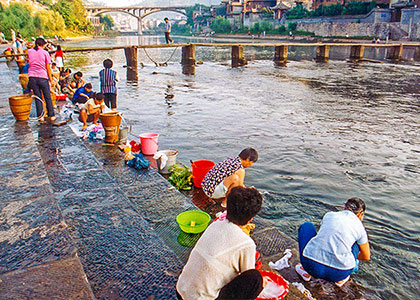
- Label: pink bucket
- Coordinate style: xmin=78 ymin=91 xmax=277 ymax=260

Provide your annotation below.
xmin=139 ymin=133 xmax=159 ymax=155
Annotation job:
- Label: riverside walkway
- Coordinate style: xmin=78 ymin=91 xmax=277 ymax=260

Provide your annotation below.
xmin=0 ymin=102 xmax=379 ymax=299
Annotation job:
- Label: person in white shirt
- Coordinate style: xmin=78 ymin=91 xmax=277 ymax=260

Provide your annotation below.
xmin=78 ymin=92 xmax=106 ymax=130
xmin=164 ymin=17 xmax=173 ymax=44
xmin=176 ymin=186 xmax=264 ymax=300
xmin=296 ymin=198 xmax=371 ymax=287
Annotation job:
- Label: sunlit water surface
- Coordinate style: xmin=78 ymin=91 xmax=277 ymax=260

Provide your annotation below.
xmin=1 ymin=36 xmax=419 ymax=299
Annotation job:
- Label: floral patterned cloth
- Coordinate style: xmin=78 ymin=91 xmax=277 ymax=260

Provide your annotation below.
xmin=202 ymin=156 xmax=243 ymax=197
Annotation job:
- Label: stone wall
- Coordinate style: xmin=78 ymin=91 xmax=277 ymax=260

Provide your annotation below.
xmin=296 ymin=21 xmax=415 ymax=40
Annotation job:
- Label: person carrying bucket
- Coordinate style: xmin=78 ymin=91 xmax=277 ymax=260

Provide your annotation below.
xmin=201 ymin=148 xmax=258 ymax=207
xmin=176 ymin=186 xmax=264 ymax=300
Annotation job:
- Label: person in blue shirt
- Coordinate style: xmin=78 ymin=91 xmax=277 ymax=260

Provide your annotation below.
xmin=296 ymin=197 xmax=371 ymax=287
xmin=72 ymin=83 xmax=93 ymax=105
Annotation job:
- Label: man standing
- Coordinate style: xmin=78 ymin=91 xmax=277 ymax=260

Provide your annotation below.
xmin=164 ymin=17 xmax=173 ymax=44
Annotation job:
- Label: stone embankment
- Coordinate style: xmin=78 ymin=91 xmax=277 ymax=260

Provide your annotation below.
xmin=0 ymin=100 xmax=380 ymax=299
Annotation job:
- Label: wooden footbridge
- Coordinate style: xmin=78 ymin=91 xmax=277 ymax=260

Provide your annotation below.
xmin=2 ymin=42 xmax=420 ymax=76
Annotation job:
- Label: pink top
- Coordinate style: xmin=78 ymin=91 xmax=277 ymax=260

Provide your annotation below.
xmin=28 ymin=48 xmax=51 ymax=79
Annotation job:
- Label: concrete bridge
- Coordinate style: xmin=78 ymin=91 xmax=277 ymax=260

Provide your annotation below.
xmin=86 ymin=6 xmax=189 ymax=34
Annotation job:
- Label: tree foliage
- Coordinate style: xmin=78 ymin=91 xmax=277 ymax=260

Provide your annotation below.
xmin=210 ymin=16 xmax=232 ymax=33
xmin=52 ymin=0 xmax=90 ymax=31
xmin=0 ymin=3 xmax=35 ymax=38
xmin=34 ymin=10 xmax=65 ymax=35
xmin=100 ymin=14 xmax=114 ymax=31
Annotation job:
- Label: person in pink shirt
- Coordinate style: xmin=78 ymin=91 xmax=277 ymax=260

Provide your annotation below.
xmin=28 ymin=37 xmax=55 ymax=122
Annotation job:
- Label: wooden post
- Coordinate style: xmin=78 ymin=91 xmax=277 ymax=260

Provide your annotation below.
xmin=231 ymin=46 xmax=247 ymax=68
xmin=181 ymin=44 xmax=196 ymax=75
xmin=124 ymin=47 xmax=138 ymax=81
xmin=414 ymin=46 xmax=420 ymax=61
xmin=386 ymin=45 xmax=403 ymax=60
xmin=315 ymin=45 xmax=330 ymax=62
xmin=349 ymin=45 xmax=365 ymax=61
xmin=273 ymin=46 xmax=288 ymax=66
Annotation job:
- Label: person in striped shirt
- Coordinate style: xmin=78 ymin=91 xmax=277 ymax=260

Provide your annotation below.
xmin=99 ymin=59 xmax=119 ymax=110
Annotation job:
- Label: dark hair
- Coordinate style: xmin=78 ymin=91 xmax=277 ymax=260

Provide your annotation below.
xmin=75 ymin=71 xmax=83 ymax=78
xmin=103 ymin=58 xmax=113 ymax=69
xmin=85 ymin=83 xmax=92 ymax=90
xmin=239 ymin=147 xmax=258 ymax=162
xmin=94 ymin=92 xmax=105 ymax=100
xmin=227 ymin=186 xmax=262 ymax=226
xmin=52 ymin=62 xmax=56 ymax=66
xmin=164 ymin=17 xmax=169 ymax=21
xmin=345 ymin=198 xmax=366 ymax=214
xmin=56 ymin=45 xmax=61 ymax=51
xmin=34 ymin=37 xmax=46 ymax=51
xmin=65 ymin=68 xmax=71 ymax=74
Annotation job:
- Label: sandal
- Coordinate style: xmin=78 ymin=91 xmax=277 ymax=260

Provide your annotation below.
xmin=335 ymin=275 xmax=350 ymax=287
xmin=295 ymin=263 xmax=311 ymax=281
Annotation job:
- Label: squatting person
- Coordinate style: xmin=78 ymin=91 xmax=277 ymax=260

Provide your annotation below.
xmin=202 ymin=147 xmax=258 ymax=207
xmin=176 ymin=186 xmax=264 ymax=300
xmin=78 ymin=92 xmax=106 ymax=130
xmin=296 ymin=197 xmax=371 ymax=287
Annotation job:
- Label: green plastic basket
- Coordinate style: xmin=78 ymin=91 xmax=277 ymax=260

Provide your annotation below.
xmin=176 ymin=210 xmax=211 ymax=234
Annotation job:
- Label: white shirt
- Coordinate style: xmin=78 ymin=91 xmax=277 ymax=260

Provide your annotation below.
xmin=165 ymin=22 xmax=171 ymax=33
xmin=177 ymin=220 xmax=256 ymax=300
xmin=82 ymin=99 xmax=105 ymax=113
xmin=303 ymin=210 xmax=368 ymax=270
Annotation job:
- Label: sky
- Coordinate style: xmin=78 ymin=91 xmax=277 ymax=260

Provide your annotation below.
xmin=89 ymin=0 xmax=222 ymax=7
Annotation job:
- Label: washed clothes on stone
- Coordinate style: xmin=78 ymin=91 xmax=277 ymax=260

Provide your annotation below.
xmin=202 ymin=157 xmax=243 ymax=197
xmin=176 ymin=219 xmax=256 ymax=300
xmin=303 ymin=210 xmax=368 ymax=270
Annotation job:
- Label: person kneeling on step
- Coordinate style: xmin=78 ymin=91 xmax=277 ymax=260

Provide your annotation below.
xmin=296 ymin=197 xmax=371 ymax=287
xmin=176 ymin=186 xmax=264 ymax=300
xmin=79 ymin=92 xmax=106 ymax=130
xmin=201 ymin=147 xmax=258 ymax=207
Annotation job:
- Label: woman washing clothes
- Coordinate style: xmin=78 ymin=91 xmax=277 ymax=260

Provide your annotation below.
xmin=296 ymin=197 xmax=370 ymax=287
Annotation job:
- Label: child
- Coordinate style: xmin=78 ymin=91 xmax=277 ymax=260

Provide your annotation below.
xmin=72 ymin=83 xmax=93 ymax=105
xmin=176 ymin=186 xmax=263 ymax=300
xmin=99 ymin=58 xmax=119 ymax=110
xmin=78 ymin=92 xmax=106 ymax=130
xmin=201 ymin=147 xmax=258 ymax=207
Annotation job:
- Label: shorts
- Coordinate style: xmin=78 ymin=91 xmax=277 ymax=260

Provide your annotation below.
xmin=78 ymin=108 xmax=95 ymax=123
xmin=211 ymin=181 xmax=228 ymax=199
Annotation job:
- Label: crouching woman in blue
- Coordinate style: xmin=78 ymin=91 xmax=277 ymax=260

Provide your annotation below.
xmin=296 ymin=198 xmax=370 ymax=287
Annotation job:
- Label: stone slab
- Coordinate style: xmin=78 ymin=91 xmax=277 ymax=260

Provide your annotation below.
xmin=0 ymin=256 xmax=94 ymax=300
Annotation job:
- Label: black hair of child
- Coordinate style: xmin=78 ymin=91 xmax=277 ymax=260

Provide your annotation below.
xmin=95 ymin=92 xmax=105 ymax=100
xmin=239 ymin=147 xmax=258 ymax=162
xmin=227 ymin=186 xmax=262 ymax=226
xmin=85 ymin=83 xmax=92 ymax=89
xmin=103 ymin=59 xmax=113 ymax=69
xmin=75 ymin=71 xmax=83 ymax=77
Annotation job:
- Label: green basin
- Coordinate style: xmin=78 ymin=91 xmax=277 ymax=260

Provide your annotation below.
xmin=176 ymin=210 xmax=211 ymax=234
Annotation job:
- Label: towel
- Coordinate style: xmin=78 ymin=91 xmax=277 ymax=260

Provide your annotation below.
xmin=153 ymin=151 xmax=168 ymax=169
xmin=269 ymin=249 xmax=292 ymax=271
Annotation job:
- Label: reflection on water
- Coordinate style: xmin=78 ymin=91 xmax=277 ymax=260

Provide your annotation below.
xmin=1 ymin=35 xmax=419 ymax=299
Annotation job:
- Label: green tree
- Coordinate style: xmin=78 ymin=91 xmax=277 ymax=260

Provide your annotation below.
xmin=34 ymin=10 xmax=65 ymax=35
xmin=0 ymin=3 xmax=36 ymax=38
xmin=286 ymin=5 xmax=309 ymax=19
xmin=52 ymin=0 xmax=90 ymax=32
xmin=99 ymin=14 xmax=114 ymax=31
xmin=288 ymin=22 xmax=297 ymax=31
xmin=185 ymin=4 xmax=207 ymax=26
xmin=210 ymin=16 xmax=231 ymax=33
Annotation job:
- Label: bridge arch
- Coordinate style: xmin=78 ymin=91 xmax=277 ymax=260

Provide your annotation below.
xmin=88 ymin=9 xmax=139 ymax=20
xmin=141 ymin=8 xmax=187 ymax=19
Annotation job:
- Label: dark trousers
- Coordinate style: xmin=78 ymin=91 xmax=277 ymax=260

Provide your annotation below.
xmin=72 ymin=97 xmax=88 ymax=105
xmin=298 ymin=222 xmax=359 ymax=282
xmin=104 ymin=93 xmax=117 ymax=109
xmin=165 ymin=32 xmax=173 ymax=44
xmin=177 ymin=269 xmax=263 ymax=300
xmin=28 ymin=76 xmax=54 ymax=117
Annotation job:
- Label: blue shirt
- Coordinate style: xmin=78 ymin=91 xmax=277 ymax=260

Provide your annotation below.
xmin=72 ymin=86 xmax=93 ymax=101
xmin=303 ymin=210 xmax=368 ymax=270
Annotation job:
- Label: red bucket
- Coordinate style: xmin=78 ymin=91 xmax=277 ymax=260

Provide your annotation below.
xmin=256 ymin=270 xmax=289 ymax=300
xmin=191 ymin=160 xmax=215 ymax=188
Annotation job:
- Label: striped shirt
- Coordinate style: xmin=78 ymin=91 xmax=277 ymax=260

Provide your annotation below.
xmin=99 ymin=68 xmax=118 ymax=94
xmin=201 ymin=157 xmax=243 ymax=197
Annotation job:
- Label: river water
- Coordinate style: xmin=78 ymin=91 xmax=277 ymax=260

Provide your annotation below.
xmin=1 ymin=35 xmax=419 ymax=299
